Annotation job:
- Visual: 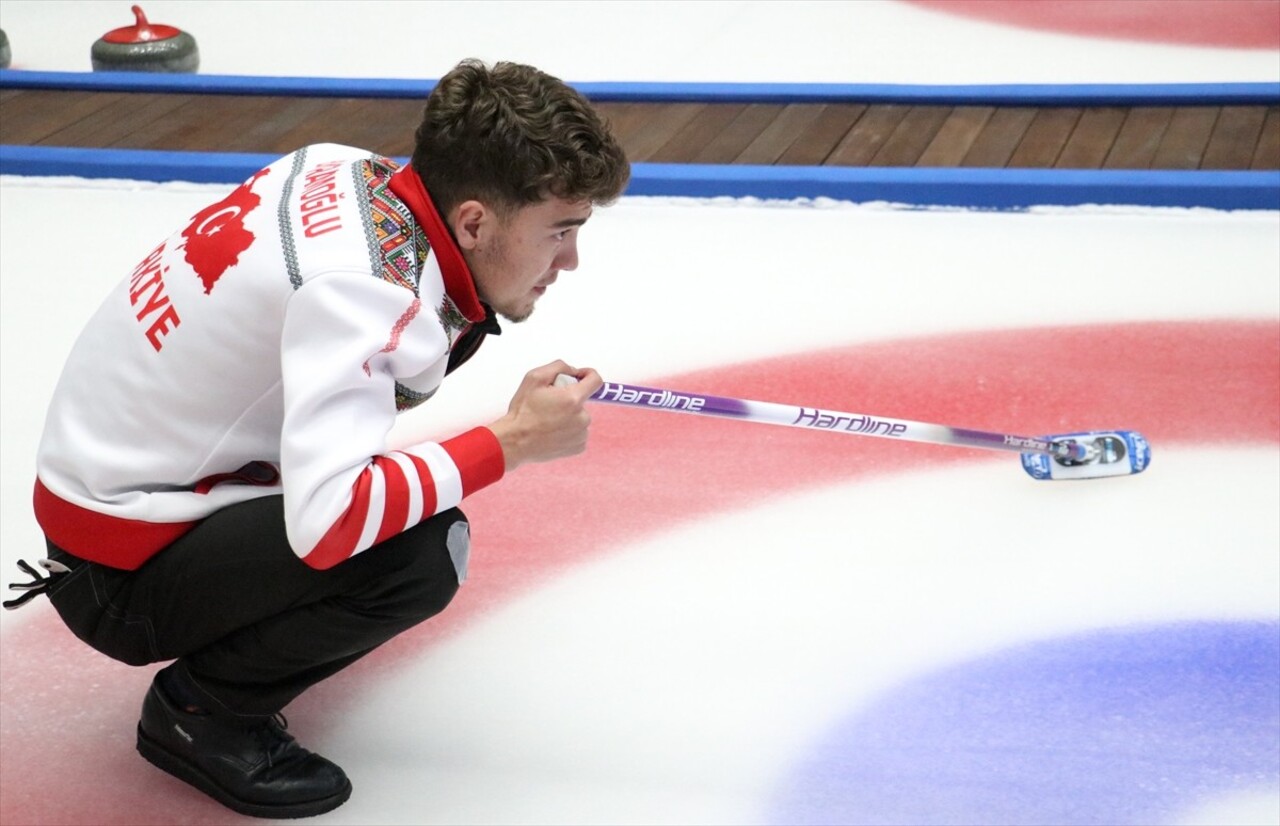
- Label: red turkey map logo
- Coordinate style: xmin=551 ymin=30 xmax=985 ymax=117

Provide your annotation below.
xmin=180 ymin=168 xmax=271 ymax=294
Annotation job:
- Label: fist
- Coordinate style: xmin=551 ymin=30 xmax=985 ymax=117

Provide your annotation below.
xmin=488 ymin=360 xmax=603 ymax=471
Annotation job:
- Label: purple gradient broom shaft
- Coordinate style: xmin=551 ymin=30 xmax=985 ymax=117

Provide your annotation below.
xmin=585 ymin=380 xmax=1088 ymax=461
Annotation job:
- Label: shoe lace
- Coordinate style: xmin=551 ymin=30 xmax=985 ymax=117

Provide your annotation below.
xmin=255 ymin=713 xmax=292 ymax=768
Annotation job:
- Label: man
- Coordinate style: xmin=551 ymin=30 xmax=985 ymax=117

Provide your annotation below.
xmin=14 ymin=59 xmax=629 ymax=818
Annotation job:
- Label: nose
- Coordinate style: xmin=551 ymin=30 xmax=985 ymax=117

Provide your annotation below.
xmin=555 ymin=234 xmax=579 ymax=272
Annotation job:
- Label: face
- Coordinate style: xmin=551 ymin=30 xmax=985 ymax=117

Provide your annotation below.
xmin=453 ymin=196 xmax=593 ymax=323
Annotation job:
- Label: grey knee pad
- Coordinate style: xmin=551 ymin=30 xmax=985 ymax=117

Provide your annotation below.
xmin=446 ymin=521 xmax=470 ymax=584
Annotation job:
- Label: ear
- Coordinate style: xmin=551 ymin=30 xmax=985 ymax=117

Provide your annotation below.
xmin=449 ymin=200 xmax=491 ymax=251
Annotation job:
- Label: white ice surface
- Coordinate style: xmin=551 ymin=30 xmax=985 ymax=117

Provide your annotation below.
xmin=326 ymin=448 xmax=1279 ymax=825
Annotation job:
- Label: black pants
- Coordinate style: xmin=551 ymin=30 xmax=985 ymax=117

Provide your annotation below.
xmin=44 ymin=495 xmax=465 ymax=719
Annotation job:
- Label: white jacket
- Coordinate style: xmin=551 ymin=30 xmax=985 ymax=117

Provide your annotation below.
xmin=35 ymin=144 xmax=505 ymax=570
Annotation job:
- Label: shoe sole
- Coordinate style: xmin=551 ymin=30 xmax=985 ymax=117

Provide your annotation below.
xmin=137 ymin=723 xmax=353 ymax=819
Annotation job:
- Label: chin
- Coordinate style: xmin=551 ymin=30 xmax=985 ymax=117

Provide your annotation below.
xmin=499 ymin=305 xmax=535 ymax=324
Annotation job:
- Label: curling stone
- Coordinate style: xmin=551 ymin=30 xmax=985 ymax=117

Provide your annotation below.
xmin=0 ymin=29 xmax=11 ymax=70
xmin=91 ymin=5 xmax=198 ymax=73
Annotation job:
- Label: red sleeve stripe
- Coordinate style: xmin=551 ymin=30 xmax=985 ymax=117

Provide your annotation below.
xmin=304 ymin=465 xmax=376 ymax=570
xmin=405 ymin=451 xmax=438 ymax=520
xmin=372 ymin=454 xmax=411 ymax=546
xmin=393 ymin=451 xmax=425 ymax=527
xmin=399 ymin=452 xmax=425 ymax=527
xmin=354 ymin=468 xmax=387 ymax=554
xmin=440 ymin=427 xmax=506 ymax=498
xmin=404 ymin=442 xmax=462 ymax=511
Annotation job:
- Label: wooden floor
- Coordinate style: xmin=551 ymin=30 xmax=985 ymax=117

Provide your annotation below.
xmin=1 ymin=88 xmax=1277 ymax=170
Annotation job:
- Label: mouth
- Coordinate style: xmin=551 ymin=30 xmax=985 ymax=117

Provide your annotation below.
xmin=533 ymin=274 xmax=558 ymax=296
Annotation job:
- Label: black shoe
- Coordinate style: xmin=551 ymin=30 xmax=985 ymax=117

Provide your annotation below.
xmin=136 ymin=677 xmax=352 ymax=819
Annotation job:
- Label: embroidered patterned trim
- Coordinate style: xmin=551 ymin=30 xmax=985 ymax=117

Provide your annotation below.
xmin=357 ymin=159 xmax=450 ymax=413
xmin=394 ymin=382 xmax=437 ymax=412
xmin=437 ymin=295 xmax=470 ymax=345
xmin=353 ymin=160 xmax=383 ymax=290
xmin=279 ymin=147 xmax=308 ymax=290
xmin=360 ymin=158 xmax=428 ymax=295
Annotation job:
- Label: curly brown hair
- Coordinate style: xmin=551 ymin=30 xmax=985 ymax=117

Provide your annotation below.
xmin=411 ymin=59 xmax=630 ymax=220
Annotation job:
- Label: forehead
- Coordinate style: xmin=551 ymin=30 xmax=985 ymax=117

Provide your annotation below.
xmin=514 ymin=196 xmax=593 ymax=228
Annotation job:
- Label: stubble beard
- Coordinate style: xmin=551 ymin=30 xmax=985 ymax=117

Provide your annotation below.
xmin=474 ymin=234 xmax=536 ymax=324
xmin=499 ymin=305 xmax=534 ymax=324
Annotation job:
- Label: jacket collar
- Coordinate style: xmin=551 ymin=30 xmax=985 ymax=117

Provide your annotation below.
xmin=388 ymin=163 xmax=488 ymax=325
